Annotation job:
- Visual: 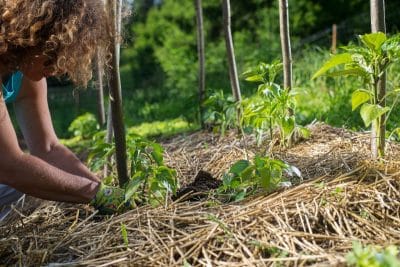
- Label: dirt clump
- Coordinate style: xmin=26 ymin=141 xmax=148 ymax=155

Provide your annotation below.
xmin=173 ymin=170 xmax=222 ymax=201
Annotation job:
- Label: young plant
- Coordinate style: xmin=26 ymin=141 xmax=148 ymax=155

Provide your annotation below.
xmin=346 ymin=242 xmax=400 ymax=267
xmin=218 ymin=155 xmax=300 ymax=201
xmin=242 ymin=61 xmax=309 ymax=146
xmin=120 ymin=223 xmax=129 ymax=248
xmin=203 ymin=90 xmax=238 ymax=135
xmin=61 ymin=113 xmax=100 ymax=154
xmin=313 ymin=32 xmax=400 ymax=157
xmin=88 ymin=133 xmax=178 ymax=206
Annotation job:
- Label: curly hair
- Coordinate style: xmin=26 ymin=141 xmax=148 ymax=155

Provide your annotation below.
xmin=0 ymin=0 xmax=111 ymax=87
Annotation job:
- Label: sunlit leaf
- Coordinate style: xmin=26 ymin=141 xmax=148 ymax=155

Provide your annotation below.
xmin=151 ymin=143 xmax=164 ymax=165
xmin=360 ymin=32 xmax=387 ymax=52
xmin=245 ymin=74 xmax=264 ymax=83
xmin=352 ymin=90 xmax=371 ymax=111
xmin=360 ymin=104 xmax=390 ymax=127
xmin=312 ymin=53 xmax=353 ymax=79
xmin=281 ymin=116 xmax=295 ymax=138
xmin=298 ymin=126 xmax=311 ymax=139
xmin=326 ymin=67 xmax=367 ymax=78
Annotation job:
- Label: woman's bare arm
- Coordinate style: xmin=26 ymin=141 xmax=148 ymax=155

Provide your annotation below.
xmin=14 ymin=77 xmax=100 ymax=182
xmin=0 ymin=96 xmax=99 ymax=203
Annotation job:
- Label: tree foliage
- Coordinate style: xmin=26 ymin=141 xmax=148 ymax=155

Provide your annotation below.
xmin=120 ymin=0 xmax=398 ymax=125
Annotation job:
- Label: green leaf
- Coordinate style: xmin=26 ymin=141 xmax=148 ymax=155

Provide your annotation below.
xmin=240 ymin=166 xmax=255 ymax=181
xmin=352 ymin=90 xmax=371 ymax=111
xmin=222 ymin=173 xmax=233 ymax=187
xmin=124 ymin=175 xmax=145 ymax=202
xmin=183 ymin=260 xmax=193 ymax=267
xmin=245 ymin=74 xmax=264 ymax=83
xmin=234 ymin=191 xmax=247 ymax=202
xmin=281 ymin=116 xmax=295 ymax=138
xmin=229 ymin=160 xmax=251 ymax=175
xmin=151 ymin=143 xmax=164 ymax=166
xmin=392 ymin=128 xmax=400 ymax=137
xmin=298 ymin=126 xmax=311 ymax=139
xmin=120 ymin=223 xmax=129 ymax=247
xmin=360 ymin=32 xmax=387 ymax=51
xmin=326 ymin=67 xmax=367 ymax=78
xmin=360 ymin=104 xmax=390 ymax=127
xmin=258 ymin=167 xmax=272 ymax=190
xmin=312 ymin=53 xmax=353 ymax=79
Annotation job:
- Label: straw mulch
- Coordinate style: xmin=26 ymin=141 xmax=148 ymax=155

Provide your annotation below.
xmin=1 ymin=123 xmax=399 ymax=266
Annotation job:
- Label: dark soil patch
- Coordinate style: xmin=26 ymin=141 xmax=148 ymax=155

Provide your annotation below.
xmin=172 ymin=170 xmax=222 ymax=201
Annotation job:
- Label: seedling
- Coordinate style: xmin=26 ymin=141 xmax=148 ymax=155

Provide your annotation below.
xmin=346 ymin=242 xmax=400 ymax=267
xmin=242 ymin=61 xmax=309 ymax=146
xmin=88 ymin=133 xmax=178 ymax=206
xmin=203 ymin=90 xmax=238 ymax=135
xmin=120 ymin=223 xmax=129 ymax=247
xmin=218 ymin=156 xmax=300 ymax=201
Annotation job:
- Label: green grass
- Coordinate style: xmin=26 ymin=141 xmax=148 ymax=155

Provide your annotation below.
xmin=127 ymin=118 xmax=199 ymax=138
xmin=61 ymin=117 xmax=199 ymax=151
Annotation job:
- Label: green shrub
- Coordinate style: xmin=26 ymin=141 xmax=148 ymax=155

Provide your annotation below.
xmin=68 ymin=113 xmax=99 ymax=139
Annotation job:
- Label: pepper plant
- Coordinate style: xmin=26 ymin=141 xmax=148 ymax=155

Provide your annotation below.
xmin=313 ymin=32 xmax=400 ymax=157
xmin=88 ymin=132 xmax=178 ymax=206
xmin=218 ymin=156 xmax=301 ymax=201
xmin=242 ymin=61 xmax=309 ymax=146
xmin=203 ymin=90 xmax=238 ymax=135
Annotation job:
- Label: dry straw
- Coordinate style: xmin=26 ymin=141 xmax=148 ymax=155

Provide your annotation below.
xmin=1 ymin=123 xmax=399 ymax=266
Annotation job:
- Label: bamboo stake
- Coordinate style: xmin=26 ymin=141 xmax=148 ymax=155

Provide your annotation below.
xmin=222 ymin=0 xmax=241 ymax=102
xmin=370 ymin=0 xmax=387 ymax=158
xmin=331 ymin=24 xmax=337 ymax=54
xmin=109 ymin=0 xmax=128 ymax=186
xmin=195 ymin=0 xmax=206 ymax=128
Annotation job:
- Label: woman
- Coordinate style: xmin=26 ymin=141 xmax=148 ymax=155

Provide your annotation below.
xmin=0 ymin=0 xmax=128 ymax=218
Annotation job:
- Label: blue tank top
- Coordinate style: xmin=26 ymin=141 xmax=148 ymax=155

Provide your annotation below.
xmin=2 ymin=71 xmax=23 ymax=103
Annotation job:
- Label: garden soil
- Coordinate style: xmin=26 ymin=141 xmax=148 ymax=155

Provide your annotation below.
xmin=1 ymin=123 xmax=399 ymax=266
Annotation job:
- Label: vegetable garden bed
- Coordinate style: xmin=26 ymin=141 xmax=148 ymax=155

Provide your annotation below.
xmin=1 ymin=123 xmax=399 ymax=266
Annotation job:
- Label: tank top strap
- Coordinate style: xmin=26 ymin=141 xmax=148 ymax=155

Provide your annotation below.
xmin=1 ymin=71 xmax=23 ymax=103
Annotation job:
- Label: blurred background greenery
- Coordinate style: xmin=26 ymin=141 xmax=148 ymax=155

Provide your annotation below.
xmin=12 ymin=0 xmax=399 ymax=139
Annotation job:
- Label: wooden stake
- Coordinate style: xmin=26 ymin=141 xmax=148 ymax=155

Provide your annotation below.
xmin=331 ymin=24 xmax=337 ymax=54
xmin=195 ymin=0 xmax=206 ymax=128
xmin=109 ymin=0 xmax=129 ymax=186
xmin=370 ymin=0 xmax=387 ymax=158
xmin=222 ymin=0 xmax=241 ymax=102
